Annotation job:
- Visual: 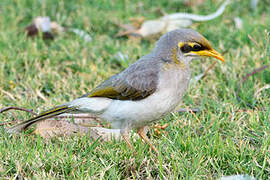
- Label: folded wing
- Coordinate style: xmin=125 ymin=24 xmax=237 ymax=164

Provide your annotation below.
xmin=85 ymin=56 xmax=160 ymax=100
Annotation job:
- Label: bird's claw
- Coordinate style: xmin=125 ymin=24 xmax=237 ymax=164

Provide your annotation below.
xmin=153 ymin=123 xmax=168 ymax=136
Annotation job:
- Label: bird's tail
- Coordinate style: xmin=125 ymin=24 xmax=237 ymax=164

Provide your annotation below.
xmin=6 ymin=105 xmax=75 ymax=134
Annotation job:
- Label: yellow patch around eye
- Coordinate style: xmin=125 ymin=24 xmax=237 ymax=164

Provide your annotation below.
xmin=178 ymin=42 xmax=184 ymax=48
xmin=171 ymin=47 xmax=179 ymax=64
xmin=178 ymin=42 xmax=200 ymax=48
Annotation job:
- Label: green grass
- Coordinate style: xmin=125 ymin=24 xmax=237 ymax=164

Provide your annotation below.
xmin=0 ymin=0 xmax=270 ymax=179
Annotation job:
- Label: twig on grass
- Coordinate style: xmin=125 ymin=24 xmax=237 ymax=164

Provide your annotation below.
xmin=236 ymin=63 xmax=270 ymax=108
xmin=0 ymin=122 xmax=9 ymax=126
xmin=202 ymin=50 xmax=228 ymax=79
xmin=202 ymin=62 xmax=218 ymax=78
xmin=177 ymin=108 xmax=201 ymax=113
xmin=0 ymin=106 xmax=37 ymax=115
xmin=0 ymin=107 xmax=37 ymax=126
xmin=241 ymin=64 xmax=270 ymax=83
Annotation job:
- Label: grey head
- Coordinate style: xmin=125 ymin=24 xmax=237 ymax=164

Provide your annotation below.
xmin=153 ymin=28 xmax=225 ymax=65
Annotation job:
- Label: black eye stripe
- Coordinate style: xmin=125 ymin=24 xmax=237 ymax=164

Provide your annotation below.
xmin=180 ymin=44 xmax=192 ymax=53
xmin=180 ymin=43 xmax=205 ymax=53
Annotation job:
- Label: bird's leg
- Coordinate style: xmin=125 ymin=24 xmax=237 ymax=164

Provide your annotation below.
xmin=137 ymin=126 xmax=158 ymax=154
xmin=120 ymin=129 xmax=133 ymax=150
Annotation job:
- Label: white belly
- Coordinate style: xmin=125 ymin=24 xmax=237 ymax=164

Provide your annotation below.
xmin=101 ymin=67 xmax=190 ymax=129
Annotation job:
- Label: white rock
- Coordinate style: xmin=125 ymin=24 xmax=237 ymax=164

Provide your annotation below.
xmin=71 ymin=28 xmax=92 ymax=42
xmin=250 ymin=0 xmax=259 ymax=11
xmin=139 ymin=20 xmax=166 ymax=37
xmin=234 ymin=17 xmax=243 ymax=29
xmin=34 ymin=16 xmax=51 ymax=32
xmin=220 ymin=174 xmax=256 ymax=180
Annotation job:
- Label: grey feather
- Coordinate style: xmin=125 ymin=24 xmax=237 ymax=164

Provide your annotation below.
xmin=85 ymin=54 xmax=162 ymax=100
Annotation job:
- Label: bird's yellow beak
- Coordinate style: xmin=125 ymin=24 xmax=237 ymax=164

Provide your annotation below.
xmin=193 ymin=49 xmax=225 ymax=62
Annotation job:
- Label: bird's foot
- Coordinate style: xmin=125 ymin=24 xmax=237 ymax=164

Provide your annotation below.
xmin=137 ymin=126 xmax=159 ymax=155
xmin=153 ymin=123 xmax=168 ymax=136
xmin=120 ymin=129 xmax=138 ymax=155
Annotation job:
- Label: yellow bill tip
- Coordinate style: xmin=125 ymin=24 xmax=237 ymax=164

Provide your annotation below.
xmin=193 ymin=49 xmax=225 ymax=63
xmin=207 ymin=49 xmax=225 ymax=63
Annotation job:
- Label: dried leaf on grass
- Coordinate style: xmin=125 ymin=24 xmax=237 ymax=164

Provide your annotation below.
xmin=34 ymin=114 xmax=119 ymax=141
xmin=33 ymin=114 xmax=146 ymax=141
xmin=116 ymin=0 xmax=230 ymax=38
xmin=0 ymin=108 xmax=136 ymax=142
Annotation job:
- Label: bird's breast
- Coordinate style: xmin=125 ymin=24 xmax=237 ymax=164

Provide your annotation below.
xmin=154 ymin=65 xmax=191 ymax=112
xmin=100 ymin=66 xmax=191 ymax=129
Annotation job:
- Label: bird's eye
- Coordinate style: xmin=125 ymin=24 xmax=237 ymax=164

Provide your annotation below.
xmin=181 ymin=44 xmax=192 ymax=53
xmin=193 ymin=44 xmax=202 ymax=51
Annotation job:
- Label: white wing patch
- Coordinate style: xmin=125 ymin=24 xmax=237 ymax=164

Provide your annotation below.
xmin=69 ymin=97 xmax=112 ymax=114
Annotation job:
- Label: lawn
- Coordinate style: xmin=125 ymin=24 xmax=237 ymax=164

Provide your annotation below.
xmin=0 ymin=0 xmax=270 ymax=179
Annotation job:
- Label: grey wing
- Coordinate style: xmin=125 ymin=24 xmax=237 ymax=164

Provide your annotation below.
xmin=85 ymin=55 xmax=161 ymax=100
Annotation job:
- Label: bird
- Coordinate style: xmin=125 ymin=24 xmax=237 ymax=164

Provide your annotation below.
xmin=7 ymin=28 xmax=225 ymax=154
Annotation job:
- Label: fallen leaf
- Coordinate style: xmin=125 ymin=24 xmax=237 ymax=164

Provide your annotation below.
xmin=116 ymin=0 xmax=230 ymax=38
